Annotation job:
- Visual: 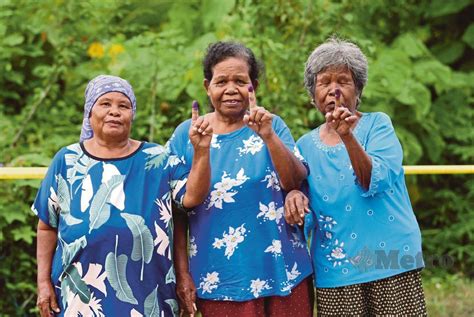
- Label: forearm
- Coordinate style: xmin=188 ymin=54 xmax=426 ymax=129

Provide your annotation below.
xmin=173 ymin=209 xmax=190 ymax=277
xmin=36 ymin=220 xmax=58 ymax=284
xmin=264 ymin=133 xmax=307 ymax=191
xmin=341 ymin=132 xmax=372 ymax=190
xmin=182 ymin=148 xmax=210 ymax=208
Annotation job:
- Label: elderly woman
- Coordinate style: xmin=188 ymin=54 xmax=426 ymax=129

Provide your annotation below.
xmin=172 ymin=42 xmax=314 ymax=317
xmin=285 ymin=38 xmax=427 ymax=315
xmin=33 ymin=75 xmax=212 ymax=316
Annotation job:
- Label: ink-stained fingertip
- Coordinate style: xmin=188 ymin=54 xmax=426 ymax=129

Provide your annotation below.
xmin=335 ymin=88 xmax=341 ymax=98
xmin=248 ymin=84 xmax=254 ymax=92
xmin=192 ymin=100 xmax=199 ymax=110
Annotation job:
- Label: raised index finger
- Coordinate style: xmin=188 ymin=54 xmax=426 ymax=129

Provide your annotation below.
xmin=248 ymin=84 xmax=257 ymax=110
xmin=335 ymin=88 xmax=341 ymax=109
xmin=191 ymin=100 xmax=199 ymax=122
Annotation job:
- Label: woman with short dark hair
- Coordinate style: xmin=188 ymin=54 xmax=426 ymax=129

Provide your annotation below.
xmin=173 ymin=42 xmax=314 ymax=317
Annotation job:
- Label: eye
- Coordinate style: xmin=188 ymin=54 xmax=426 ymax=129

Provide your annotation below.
xmin=119 ymin=104 xmax=131 ymax=109
xmin=100 ymin=102 xmax=111 ymax=107
xmin=237 ymin=79 xmax=246 ymax=85
xmin=214 ymin=80 xmax=226 ymax=86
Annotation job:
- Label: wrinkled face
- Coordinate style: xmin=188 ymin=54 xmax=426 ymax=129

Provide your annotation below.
xmin=314 ymin=66 xmax=358 ymax=114
xmin=204 ymin=57 xmax=254 ymax=119
xmin=90 ymin=91 xmax=133 ymax=140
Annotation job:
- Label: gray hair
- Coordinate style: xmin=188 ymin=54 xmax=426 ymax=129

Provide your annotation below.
xmin=304 ymin=37 xmax=368 ymax=101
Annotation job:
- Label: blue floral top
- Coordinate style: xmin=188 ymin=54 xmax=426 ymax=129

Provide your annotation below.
xmin=298 ymin=112 xmax=424 ymax=288
xmin=32 ymin=142 xmax=189 ymax=316
xmin=170 ymin=116 xmax=313 ymax=301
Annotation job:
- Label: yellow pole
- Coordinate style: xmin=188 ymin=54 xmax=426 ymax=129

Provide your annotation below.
xmin=403 ymin=165 xmax=474 ymax=175
xmin=0 ymin=165 xmax=473 ymax=179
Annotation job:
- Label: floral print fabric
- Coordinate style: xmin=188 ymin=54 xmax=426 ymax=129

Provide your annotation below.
xmin=32 ymin=142 xmax=188 ymax=316
xmin=298 ymin=112 xmax=424 ymax=288
xmin=170 ymin=116 xmax=313 ymax=301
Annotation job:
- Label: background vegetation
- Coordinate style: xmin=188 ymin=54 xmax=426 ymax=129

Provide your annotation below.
xmin=0 ymin=0 xmax=472 ymax=315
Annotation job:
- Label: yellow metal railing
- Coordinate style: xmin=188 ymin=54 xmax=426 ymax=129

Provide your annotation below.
xmin=0 ymin=165 xmax=473 ymax=179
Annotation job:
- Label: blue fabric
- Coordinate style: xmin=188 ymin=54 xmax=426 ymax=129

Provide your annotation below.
xmin=170 ymin=116 xmax=313 ymax=301
xmin=32 ymin=142 xmax=188 ymax=316
xmin=298 ymin=112 xmax=424 ymax=288
xmin=80 ymin=75 xmax=137 ymax=142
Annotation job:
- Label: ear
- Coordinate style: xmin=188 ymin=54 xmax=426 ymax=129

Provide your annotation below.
xmin=252 ymin=80 xmax=259 ymax=91
xmin=204 ymin=79 xmax=210 ymax=96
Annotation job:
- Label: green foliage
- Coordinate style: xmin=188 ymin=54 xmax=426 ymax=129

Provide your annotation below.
xmin=0 ymin=0 xmax=472 ymax=315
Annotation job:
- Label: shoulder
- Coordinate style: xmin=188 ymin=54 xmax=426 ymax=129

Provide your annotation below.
xmin=365 ymin=112 xmax=393 ymax=125
xmin=141 ymin=142 xmax=167 ymax=155
xmin=174 ymin=119 xmax=192 ymax=135
xmin=297 ymin=129 xmax=317 ymax=146
xmin=271 ymin=115 xmax=287 ymax=128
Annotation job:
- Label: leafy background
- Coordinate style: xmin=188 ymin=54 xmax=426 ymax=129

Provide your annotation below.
xmin=0 ymin=0 xmax=472 ymax=315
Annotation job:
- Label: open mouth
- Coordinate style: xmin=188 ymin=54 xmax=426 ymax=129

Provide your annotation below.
xmin=222 ymin=100 xmax=242 ymax=106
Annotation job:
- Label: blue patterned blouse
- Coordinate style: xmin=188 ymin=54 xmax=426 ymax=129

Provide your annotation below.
xmin=32 ymin=142 xmax=188 ymax=316
xmin=170 ymin=116 xmax=313 ymax=301
xmin=298 ymin=112 xmax=424 ymax=288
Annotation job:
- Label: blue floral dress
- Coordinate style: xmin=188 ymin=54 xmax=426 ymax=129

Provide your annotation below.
xmin=170 ymin=116 xmax=313 ymax=301
xmin=32 ymin=142 xmax=188 ymax=316
xmin=298 ymin=112 xmax=424 ymax=288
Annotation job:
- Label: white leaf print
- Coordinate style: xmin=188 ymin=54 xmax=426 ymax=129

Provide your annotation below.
xmin=121 ymin=213 xmax=154 ymax=281
xmin=80 ymin=174 xmax=93 ymax=212
xmin=170 ymin=178 xmax=187 ymax=202
xmin=165 ymin=299 xmax=179 ymax=317
xmin=144 ymin=286 xmax=160 ymax=317
xmin=105 ymin=235 xmax=138 ymax=305
xmin=165 ymin=265 xmax=176 ymax=284
xmin=59 ymin=235 xmax=87 ymax=267
xmin=154 ymin=221 xmax=170 ymax=260
xmin=155 ymin=197 xmax=172 ymax=228
xmin=89 ymin=174 xmax=125 ymax=233
xmin=130 ymin=308 xmax=143 ymax=317
xmin=102 ymin=163 xmax=125 ymax=210
xmin=63 ymin=291 xmax=104 ymax=317
xmin=256 ymin=201 xmax=283 ymax=224
xmin=82 ymin=263 xmax=107 ymax=296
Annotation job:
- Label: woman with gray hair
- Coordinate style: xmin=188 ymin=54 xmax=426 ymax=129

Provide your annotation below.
xmin=284 ymin=38 xmax=427 ymax=315
xmin=33 ymin=74 xmax=212 ymax=316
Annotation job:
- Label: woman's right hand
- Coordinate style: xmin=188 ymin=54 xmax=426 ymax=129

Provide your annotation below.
xmin=189 ymin=100 xmax=213 ymax=150
xmin=284 ymin=190 xmax=310 ymax=226
xmin=37 ymin=280 xmax=60 ymax=316
xmin=176 ymin=271 xmax=197 ymax=317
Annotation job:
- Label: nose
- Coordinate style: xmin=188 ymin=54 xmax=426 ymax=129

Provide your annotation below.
xmin=225 ymin=84 xmax=238 ymax=95
xmin=108 ymin=104 xmax=121 ymax=116
xmin=328 ymin=84 xmax=341 ymax=96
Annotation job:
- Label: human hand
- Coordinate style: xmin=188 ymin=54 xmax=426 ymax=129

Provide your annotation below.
xmin=37 ymin=280 xmax=60 ymax=316
xmin=284 ymin=190 xmax=310 ymax=226
xmin=326 ymin=89 xmax=358 ymax=136
xmin=176 ymin=271 xmax=197 ymax=317
xmin=243 ymin=85 xmax=274 ymax=140
xmin=189 ymin=101 xmax=213 ymax=150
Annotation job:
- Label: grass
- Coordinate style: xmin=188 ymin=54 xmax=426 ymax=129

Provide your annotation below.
xmin=423 ymin=271 xmax=474 ymax=317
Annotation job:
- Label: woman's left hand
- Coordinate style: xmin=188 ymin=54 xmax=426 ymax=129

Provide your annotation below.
xmin=243 ymin=85 xmax=274 ymax=140
xmin=189 ymin=101 xmax=213 ymax=150
xmin=284 ymin=190 xmax=310 ymax=226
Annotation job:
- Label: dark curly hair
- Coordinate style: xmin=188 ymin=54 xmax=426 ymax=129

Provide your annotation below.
xmin=203 ymin=41 xmax=261 ymax=84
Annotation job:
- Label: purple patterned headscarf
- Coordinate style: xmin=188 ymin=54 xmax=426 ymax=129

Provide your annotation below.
xmin=80 ymin=75 xmax=137 ymax=141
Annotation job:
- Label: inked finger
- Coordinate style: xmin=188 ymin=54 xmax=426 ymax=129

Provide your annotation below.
xmin=335 ymin=88 xmax=341 ymax=109
xmin=248 ymin=85 xmax=257 ymax=110
xmin=191 ymin=100 xmax=200 ymax=122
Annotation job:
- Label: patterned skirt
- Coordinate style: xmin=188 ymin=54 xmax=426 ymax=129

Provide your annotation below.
xmin=316 ymin=269 xmax=427 ymax=316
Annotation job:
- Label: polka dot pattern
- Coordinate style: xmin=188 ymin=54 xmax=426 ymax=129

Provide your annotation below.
xmin=316 ymin=269 xmax=426 ymax=316
xmin=197 ymin=277 xmax=314 ymax=316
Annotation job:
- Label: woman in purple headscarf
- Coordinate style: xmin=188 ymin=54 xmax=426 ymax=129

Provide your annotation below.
xmin=33 ymin=75 xmax=212 ymax=316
